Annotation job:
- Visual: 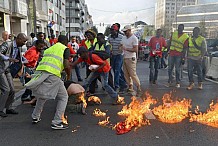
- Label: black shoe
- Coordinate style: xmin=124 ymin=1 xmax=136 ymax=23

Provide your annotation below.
xmin=0 ymin=111 xmax=7 ymax=117
xmin=32 ymin=118 xmax=41 ymax=124
xmin=51 ymin=122 xmax=69 ymax=130
xmin=6 ymin=109 xmax=18 ymax=114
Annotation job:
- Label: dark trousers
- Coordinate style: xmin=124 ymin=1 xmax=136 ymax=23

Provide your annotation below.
xmin=149 ymin=56 xmax=160 ymax=82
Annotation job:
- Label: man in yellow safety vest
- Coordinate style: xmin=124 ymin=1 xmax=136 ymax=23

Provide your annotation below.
xmin=25 ymin=35 xmax=71 ymax=130
xmin=187 ymin=27 xmax=207 ymax=90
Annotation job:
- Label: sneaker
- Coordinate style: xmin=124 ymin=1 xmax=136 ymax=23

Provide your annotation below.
xmin=32 ymin=118 xmax=41 ymax=124
xmin=187 ymin=83 xmax=194 ymax=90
xmin=198 ymin=82 xmax=203 ymax=90
xmin=153 ymin=81 xmax=157 ymax=84
xmin=0 ymin=111 xmax=7 ymax=118
xmin=51 ymin=122 xmax=69 ymax=130
xmin=176 ymin=83 xmax=180 ymax=88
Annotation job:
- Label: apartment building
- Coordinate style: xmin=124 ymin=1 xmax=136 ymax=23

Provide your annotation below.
xmin=155 ymin=0 xmax=197 ymax=31
xmin=65 ymin=0 xmax=93 ymax=37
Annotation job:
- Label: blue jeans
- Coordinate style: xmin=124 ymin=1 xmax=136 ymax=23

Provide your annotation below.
xmin=168 ymin=56 xmax=182 ymax=83
xmin=149 ymin=56 xmax=160 ymax=82
xmin=83 ymin=71 xmax=118 ymax=99
xmin=187 ymin=59 xmax=203 ymax=83
xmin=111 ymin=54 xmax=127 ymax=90
xmin=71 ymin=57 xmax=82 ymax=80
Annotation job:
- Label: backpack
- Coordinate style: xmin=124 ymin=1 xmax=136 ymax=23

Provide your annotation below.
xmin=89 ymin=42 xmax=111 ymax=63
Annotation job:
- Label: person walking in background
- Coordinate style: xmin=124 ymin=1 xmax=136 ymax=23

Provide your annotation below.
xmin=187 ymin=27 xmax=207 ymax=90
xmin=108 ymin=24 xmax=127 ymax=93
xmin=120 ymin=25 xmax=142 ymax=96
xmin=72 ymin=47 xmax=124 ymax=105
xmin=69 ymin=36 xmax=82 ymax=82
xmin=49 ymin=34 xmax=58 ymax=46
xmin=148 ymin=29 xmax=167 ymax=84
xmin=0 ymin=33 xmax=27 ymax=117
xmin=25 ymin=35 xmax=71 ymax=130
xmin=21 ymin=40 xmax=46 ymax=103
xmin=167 ymin=24 xmax=189 ymax=88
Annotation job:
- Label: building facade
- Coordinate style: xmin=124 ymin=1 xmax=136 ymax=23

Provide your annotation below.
xmin=65 ymin=0 xmax=92 ymax=38
xmin=173 ymin=2 xmax=218 ymax=39
xmin=155 ymin=0 xmax=197 ymax=32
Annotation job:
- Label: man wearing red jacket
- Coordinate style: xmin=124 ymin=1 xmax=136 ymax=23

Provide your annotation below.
xmin=148 ymin=29 xmax=167 ymax=84
xmin=21 ymin=40 xmax=45 ymax=102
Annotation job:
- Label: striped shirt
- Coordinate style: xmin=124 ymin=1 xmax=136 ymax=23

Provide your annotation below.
xmin=108 ymin=34 xmax=123 ymax=55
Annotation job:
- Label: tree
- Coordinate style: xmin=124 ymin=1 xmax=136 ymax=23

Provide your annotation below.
xmin=142 ymin=25 xmax=155 ymax=39
xmin=104 ymin=26 xmax=111 ymax=37
xmin=91 ymin=26 xmax=98 ymax=34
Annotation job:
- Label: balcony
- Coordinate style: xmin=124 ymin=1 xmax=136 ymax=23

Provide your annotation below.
xmin=0 ymin=0 xmax=10 ymax=14
xmin=11 ymin=0 xmax=27 ymax=18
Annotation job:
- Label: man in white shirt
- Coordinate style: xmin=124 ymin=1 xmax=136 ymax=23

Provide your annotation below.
xmin=120 ymin=25 xmax=141 ymax=96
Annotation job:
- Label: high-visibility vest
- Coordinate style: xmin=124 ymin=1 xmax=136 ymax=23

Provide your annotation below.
xmin=188 ymin=35 xmax=205 ymax=57
xmin=94 ymin=42 xmax=111 ymax=64
xmin=170 ymin=31 xmax=189 ymax=52
xmin=36 ymin=42 xmax=66 ymax=78
xmin=85 ymin=38 xmax=97 ymax=49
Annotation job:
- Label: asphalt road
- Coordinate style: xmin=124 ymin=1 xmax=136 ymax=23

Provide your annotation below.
xmin=0 ymin=61 xmax=218 ymax=146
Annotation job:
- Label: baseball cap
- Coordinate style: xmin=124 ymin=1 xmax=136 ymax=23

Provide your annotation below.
xmin=110 ymin=24 xmax=119 ymax=31
xmin=122 ymin=25 xmax=131 ymax=32
xmin=77 ymin=46 xmax=88 ymax=55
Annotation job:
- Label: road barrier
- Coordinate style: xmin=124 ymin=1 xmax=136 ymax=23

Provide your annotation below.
xmin=206 ymin=57 xmax=218 ymax=79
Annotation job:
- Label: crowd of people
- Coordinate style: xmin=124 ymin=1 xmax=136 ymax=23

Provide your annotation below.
xmin=0 ymin=23 xmax=207 ymax=130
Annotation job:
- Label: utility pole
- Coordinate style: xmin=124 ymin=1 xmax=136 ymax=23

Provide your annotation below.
xmin=33 ymin=0 xmax=37 ymax=34
xmin=68 ymin=0 xmax=71 ymax=39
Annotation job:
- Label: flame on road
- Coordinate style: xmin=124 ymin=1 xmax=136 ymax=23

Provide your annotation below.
xmin=190 ymin=101 xmax=218 ymax=128
xmin=62 ymin=115 xmax=68 ymax=124
xmin=152 ymin=93 xmax=191 ymax=123
xmin=98 ymin=117 xmax=110 ymax=126
xmin=115 ymin=93 xmax=156 ymax=133
xmin=88 ymin=96 xmax=102 ymax=105
xmin=93 ymin=108 xmax=106 ymax=117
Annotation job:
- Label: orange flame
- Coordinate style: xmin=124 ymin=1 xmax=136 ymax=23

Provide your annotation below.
xmin=152 ymin=93 xmax=191 ymax=123
xmin=116 ymin=93 xmax=156 ymax=132
xmin=88 ymin=96 xmax=101 ymax=104
xmin=93 ymin=108 xmax=106 ymax=117
xmin=79 ymin=92 xmax=87 ymax=108
xmin=117 ymin=96 xmax=125 ymax=104
xmin=98 ymin=117 xmax=110 ymax=126
xmin=190 ymin=101 xmax=218 ymax=128
xmin=61 ymin=115 xmax=68 ymax=124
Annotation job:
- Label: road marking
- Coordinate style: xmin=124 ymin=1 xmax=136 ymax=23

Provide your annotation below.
xmin=160 ymin=127 xmax=170 ymax=140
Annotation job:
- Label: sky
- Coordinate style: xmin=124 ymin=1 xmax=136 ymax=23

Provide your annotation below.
xmin=85 ymin=0 xmax=155 ymax=28
xmin=85 ymin=0 xmax=218 ymax=32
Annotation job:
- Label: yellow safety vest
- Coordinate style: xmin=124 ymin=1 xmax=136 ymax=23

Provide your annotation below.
xmin=188 ymin=35 xmax=205 ymax=57
xmin=85 ymin=38 xmax=97 ymax=49
xmin=170 ymin=31 xmax=189 ymax=52
xmin=95 ymin=42 xmax=111 ymax=64
xmin=36 ymin=42 xmax=66 ymax=78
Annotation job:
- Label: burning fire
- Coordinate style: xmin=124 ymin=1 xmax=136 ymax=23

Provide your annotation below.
xmin=88 ymin=96 xmax=101 ymax=105
xmin=152 ymin=93 xmax=191 ymax=123
xmin=79 ymin=92 xmax=87 ymax=108
xmin=190 ymin=101 xmax=218 ymax=128
xmin=62 ymin=115 xmax=68 ymax=124
xmin=93 ymin=108 xmax=106 ymax=117
xmin=98 ymin=117 xmax=110 ymax=126
xmin=117 ymin=96 xmax=125 ymax=105
xmin=115 ymin=94 xmax=156 ymax=134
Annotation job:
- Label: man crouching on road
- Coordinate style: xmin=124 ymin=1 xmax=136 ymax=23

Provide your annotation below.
xmin=64 ymin=81 xmax=86 ymax=115
xmin=71 ymin=47 xmax=124 ymax=105
xmin=25 ymin=35 xmax=71 ymax=130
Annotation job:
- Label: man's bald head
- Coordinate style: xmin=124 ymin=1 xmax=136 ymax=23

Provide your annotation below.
xmin=16 ymin=33 xmax=27 ymax=47
xmin=2 ymin=31 xmax=9 ymax=41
